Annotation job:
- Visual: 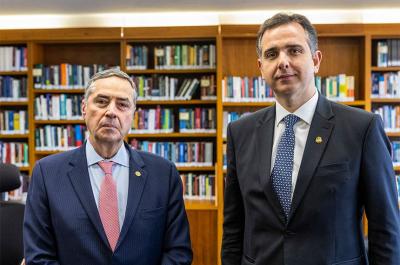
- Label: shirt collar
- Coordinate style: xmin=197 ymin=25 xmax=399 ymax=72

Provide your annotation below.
xmin=86 ymin=139 xmax=129 ymax=167
xmin=275 ymin=91 xmax=319 ymax=127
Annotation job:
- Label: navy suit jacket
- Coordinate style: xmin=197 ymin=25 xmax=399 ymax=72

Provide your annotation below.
xmin=24 ymin=142 xmax=192 ymax=265
xmin=221 ymin=95 xmax=400 ymax=265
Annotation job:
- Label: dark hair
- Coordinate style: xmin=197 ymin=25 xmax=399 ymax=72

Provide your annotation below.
xmin=256 ymin=12 xmax=318 ymax=57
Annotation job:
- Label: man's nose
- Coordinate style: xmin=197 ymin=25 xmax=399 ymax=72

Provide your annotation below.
xmin=277 ymin=52 xmax=290 ymax=70
xmin=105 ymin=101 xmax=117 ymax=117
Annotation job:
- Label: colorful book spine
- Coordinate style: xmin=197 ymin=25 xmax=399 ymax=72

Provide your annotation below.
xmin=315 ymin=74 xmax=355 ymax=101
xmin=34 ymin=125 xmax=87 ymax=151
xmin=371 ymin=72 xmax=400 ymax=98
xmin=180 ymin=173 xmax=215 ymax=201
xmin=126 ymin=44 xmax=148 ymax=70
xmin=131 ymin=107 xmax=174 ymax=133
xmin=179 ymin=108 xmax=216 ymax=133
xmin=0 ymin=141 xmax=29 ymax=167
xmin=33 ymin=64 xmax=117 ymax=89
xmin=130 ymin=140 xmax=213 ymax=166
xmin=154 ymin=44 xmax=216 ymax=69
xmin=34 ymin=94 xmax=82 ymax=120
xmin=222 ymin=76 xmax=273 ymax=102
xmin=223 ymin=111 xmax=253 ymax=138
xmin=0 ymin=46 xmax=28 ymax=71
xmin=0 ymin=110 xmax=28 ymax=134
xmin=0 ymin=76 xmax=28 ymax=101
xmin=373 ymin=105 xmax=400 ymax=132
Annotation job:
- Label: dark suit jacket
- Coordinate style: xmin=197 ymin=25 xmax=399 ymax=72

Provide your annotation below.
xmin=24 ymin=142 xmax=192 ymax=265
xmin=222 ymin=95 xmax=400 ymax=265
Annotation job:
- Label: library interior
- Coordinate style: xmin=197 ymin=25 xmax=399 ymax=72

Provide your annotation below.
xmin=1 ymin=1 xmax=400 ymax=265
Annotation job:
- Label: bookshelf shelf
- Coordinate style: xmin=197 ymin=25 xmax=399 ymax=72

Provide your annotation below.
xmin=34 ymin=150 xmax=77 ymax=155
xmin=19 ymin=166 xmax=30 ymax=171
xmin=185 ymin=200 xmax=218 ymax=211
xmin=177 ymin=166 xmax=215 ymax=172
xmin=34 ymin=120 xmax=85 ymax=125
xmin=137 ymin=99 xmax=216 ymax=105
xmin=0 ymin=101 xmax=28 ymax=106
xmin=34 ymin=89 xmax=85 ymax=94
xmin=371 ymin=98 xmax=400 ymax=103
xmin=371 ymin=66 xmax=400 ymax=72
xmin=0 ymin=71 xmax=27 ymax=75
xmin=128 ymin=132 xmax=216 ymax=138
xmin=126 ymin=69 xmax=216 ymax=75
xmin=0 ymin=133 xmax=29 ymax=139
xmin=387 ymin=132 xmax=400 ymax=137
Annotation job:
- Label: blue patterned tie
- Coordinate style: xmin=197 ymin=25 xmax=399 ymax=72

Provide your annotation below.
xmin=271 ymin=114 xmax=300 ymax=220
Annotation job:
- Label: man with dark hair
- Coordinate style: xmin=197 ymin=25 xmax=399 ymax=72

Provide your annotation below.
xmin=222 ymin=12 xmax=400 ymax=265
xmin=24 ymin=68 xmax=193 ymax=265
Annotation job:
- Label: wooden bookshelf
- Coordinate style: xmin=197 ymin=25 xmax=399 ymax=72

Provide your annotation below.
xmin=2 ymin=24 xmax=400 ymax=265
xmin=0 ymin=71 xmax=28 ymax=75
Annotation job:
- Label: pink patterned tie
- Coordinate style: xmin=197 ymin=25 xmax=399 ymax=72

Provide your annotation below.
xmin=98 ymin=161 xmax=120 ymax=251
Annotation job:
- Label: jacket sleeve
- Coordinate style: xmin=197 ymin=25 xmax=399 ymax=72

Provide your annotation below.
xmin=160 ymin=163 xmax=193 ymax=265
xmin=23 ymin=161 xmax=60 ymax=265
xmin=221 ymin=123 xmax=245 ymax=265
xmin=361 ymin=114 xmax=400 ymax=264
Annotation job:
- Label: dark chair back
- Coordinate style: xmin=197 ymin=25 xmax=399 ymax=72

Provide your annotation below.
xmin=0 ymin=163 xmax=25 ymax=265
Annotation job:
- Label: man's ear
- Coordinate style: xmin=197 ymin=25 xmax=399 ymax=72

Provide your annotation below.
xmin=312 ymin=50 xmax=322 ymax=74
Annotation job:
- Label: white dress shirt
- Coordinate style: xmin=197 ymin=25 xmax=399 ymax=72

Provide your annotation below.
xmin=271 ymin=92 xmax=319 ymax=197
xmin=86 ymin=140 xmax=130 ymax=230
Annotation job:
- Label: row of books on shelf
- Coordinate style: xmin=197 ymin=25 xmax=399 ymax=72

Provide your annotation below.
xmin=0 ymin=142 xmax=29 ymax=167
xmin=179 ymin=108 xmax=216 ymax=132
xmin=373 ymin=105 xmax=400 ymax=132
xmin=34 ymin=94 xmax=82 ymax=120
xmin=130 ymin=139 xmax=213 ymax=166
xmin=181 ymin=173 xmax=215 ymax=201
xmin=393 ymin=141 xmax=400 ymax=164
xmin=222 ymin=75 xmax=355 ymax=102
xmin=371 ymin=72 xmax=400 ymax=98
xmin=132 ymin=107 xmax=216 ymax=132
xmin=153 ymin=44 xmax=216 ymax=69
xmin=133 ymin=75 xmax=216 ymax=100
xmin=0 ymin=76 xmax=28 ymax=101
xmin=222 ymin=111 xmax=252 ymax=138
xmin=33 ymin=64 xmax=115 ymax=89
xmin=34 ymin=125 xmax=87 ymax=151
xmin=315 ymin=74 xmax=355 ymax=101
xmin=126 ymin=45 xmax=149 ymax=70
xmin=376 ymin=40 xmax=400 ymax=67
xmin=0 ymin=46 xmax=28 ymax=72
xmin=222 ymin=76 xmax=273 ymax=102
xmin=0 ymin=110 xmax=28 ymax=134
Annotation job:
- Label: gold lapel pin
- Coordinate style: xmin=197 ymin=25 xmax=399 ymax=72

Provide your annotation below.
xmin=135 ymin=171 xmax=141 ymax=177
xmin=315 ymin=136 xmax=323 ymax=144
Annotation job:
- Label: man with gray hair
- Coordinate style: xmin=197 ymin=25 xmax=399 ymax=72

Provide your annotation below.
xmin=24 ymin=68 xmax=193 ymax=264
xmin=222 ymin=12 xmax=400 ymax=265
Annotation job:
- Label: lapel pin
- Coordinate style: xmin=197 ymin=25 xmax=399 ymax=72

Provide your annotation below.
xmin=315 ymin=136 xmax=323 ymax=144
xmin=135 ymin=171 xmax=141 ymax=177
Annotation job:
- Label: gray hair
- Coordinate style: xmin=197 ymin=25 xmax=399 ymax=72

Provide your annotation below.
xmin=84 ymin=68 xmax=137 ymax=105
xmin=256 ymin=12 xmax=318 ymax=58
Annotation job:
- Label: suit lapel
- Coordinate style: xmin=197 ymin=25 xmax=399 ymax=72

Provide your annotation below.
xmin=67 ymin=145 xmax=109 ymax=246
xmin=289 ymin=96 xmax=334 ymax=220
xmin=116 ymin=143 xmax=147 ymax=250
xmin=256 ymin=106 xmax=286 ymax=224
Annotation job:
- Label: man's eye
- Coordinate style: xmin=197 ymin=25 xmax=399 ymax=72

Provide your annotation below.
xmin=96 ymin=99 xmax=108 ymax=105
xmin=118 ymin=102 xmax=130 ymax=108
xmin=291 ymin=48 xmax=302 ymax=54
xmin=265 ymin=51 xmax=277 ymax=59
